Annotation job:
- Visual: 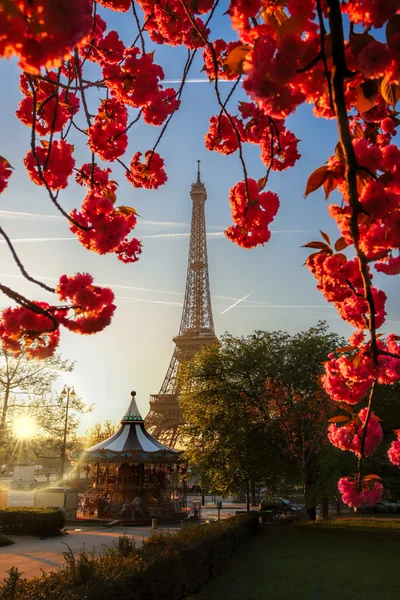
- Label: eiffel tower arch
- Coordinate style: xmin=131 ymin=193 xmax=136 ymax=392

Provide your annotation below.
xmin=145 ymin=162 xmax=217 ymax=447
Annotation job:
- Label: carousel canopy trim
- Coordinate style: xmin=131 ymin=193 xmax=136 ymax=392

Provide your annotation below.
xmin=121 ymin=391 xmax=143 ymax=423
xmin=84 ymin=391 xmax=180 ymax=457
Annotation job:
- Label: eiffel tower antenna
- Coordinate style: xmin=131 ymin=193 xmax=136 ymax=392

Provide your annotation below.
xmin=144 ymin=164 xmax=217 ymax=447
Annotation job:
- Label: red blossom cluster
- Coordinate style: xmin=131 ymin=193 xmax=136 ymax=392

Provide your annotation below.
xmin=202 ymin=39 xmax=243 ymax=80
xmin=97 ymin=0 xmax=131 ymax=11
xmin=0 ymin=158 xmax=13 ymax=194
xmin=327 ymin=140 xmax=400 ymax=273
xmin=328 ymin=408 xmax=383 ymax=458
xmin=0 ymin=0 xmax=92 ymax=73
xmin=0 ymin=274 xmax=115 ymax=359
xmin=205 ymin=115 xmax=244 ymax=155
xmin=17 ymin=73 xmax=80 ymax=135
xmin=338 ymin=476 xmax=383 ymax=507
xmin=0 ymin=303 xmax=60 ymax=359
xmin=103 ymin=47 xmax=164 ymax=108
xmin=126 ymin=151 xmax=167 ymax=189
xmin=142 ymin=88 xmax=181 ymax=126
xmin=24 ymin=140 xmax=75 ymax=190
xmin=136 ymin=0 xmax=211 ymax=48
xmin=225 ymin=178 xmax=279 ymax=248
xmin=71 ymin=164 xmax=142 ymax=263
xmin=323 ymin=334 xmax=400 ymax=405
xmin=56 ymin=273 xmax=116 ymax=334
xmin=388 ymin=431 xmax=400 ymax=466
xmin=88 ymin=99 xmax=128 ymax=162
xmin=306 ymin=252 xmax=387 ymax=330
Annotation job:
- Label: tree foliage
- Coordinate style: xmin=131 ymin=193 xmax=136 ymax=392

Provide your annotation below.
xmin=0 ymin=349 xmax=73 ymax=435
xmin=180 ymin=322 xmax=345 ymax=506
xmin=83 ymin=420 xmax=119 ymax=448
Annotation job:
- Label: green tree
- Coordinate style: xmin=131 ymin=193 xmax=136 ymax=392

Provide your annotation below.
xmin=180 ymin=322 xmax=346 ymax=515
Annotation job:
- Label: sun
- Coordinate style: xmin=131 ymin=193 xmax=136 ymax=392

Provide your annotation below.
xmin=12 ymin=415 xmax=38 ymax=440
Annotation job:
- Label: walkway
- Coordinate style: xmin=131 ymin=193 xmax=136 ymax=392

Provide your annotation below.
xmin=0 ymin=525 xmax=154 ymax=580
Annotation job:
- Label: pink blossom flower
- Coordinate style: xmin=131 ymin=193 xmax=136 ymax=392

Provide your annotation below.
xmin=338 ymin=477 xmax=383 ymax=507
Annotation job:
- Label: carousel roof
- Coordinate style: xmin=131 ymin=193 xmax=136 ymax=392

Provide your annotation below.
xmin=84 ymin=391 xmax=179 ymax=461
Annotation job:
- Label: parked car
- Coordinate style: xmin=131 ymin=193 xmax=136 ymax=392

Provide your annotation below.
xmin=361 ymin=501 xmax=400 ymax=514
xmin=259 ymin=497 xmax=303 ymax=514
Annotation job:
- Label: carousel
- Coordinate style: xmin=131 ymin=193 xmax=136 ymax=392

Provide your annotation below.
xmin=79 ymin=391 xmax=186 ymax=523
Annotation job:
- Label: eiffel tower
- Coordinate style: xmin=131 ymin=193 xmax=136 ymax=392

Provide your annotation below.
xmin=144 ymin=162 xmax=217 ymax=447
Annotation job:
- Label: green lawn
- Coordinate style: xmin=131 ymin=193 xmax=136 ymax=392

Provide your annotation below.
xmin=199 ymin=521 xmax=400 ymax=600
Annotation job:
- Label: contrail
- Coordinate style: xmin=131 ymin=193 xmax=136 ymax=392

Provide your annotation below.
xmin=0 ymin=210 xmax=190 ymax=229
xmin=0 ymin=237 xmax=74 ymax=244
xmin=220 ymin=292 xmax=253 ymax=315
xmin=164 ymin=78 xmax=238 ymax=84
xmin=0 ymin=210 xmax=63 ymax=221
xmin=140 ymin=231 xmax=224 ymax=239
xmin=0 ymin=272 xmax=271 ymax=307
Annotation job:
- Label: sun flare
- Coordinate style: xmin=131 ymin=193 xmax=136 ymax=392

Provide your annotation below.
xmin=12 ymin=415 xmax=38 ymax=441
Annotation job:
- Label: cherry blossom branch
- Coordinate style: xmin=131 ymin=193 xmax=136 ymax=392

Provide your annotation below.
xmin=327 ymin=0 xmax=379 ymax=480
xmin=315 ymin=0 xmax=334 ymax=114
xmin=178 ymin=0 xmax=250 ymax=200
xmin=26 ymin=75 xmax=89 ymax=231
xmin=131 ymin=0 xmax=145 ymax=54
xmin=0 ymin=227 xmax=55 ymax=293
xmin=74 ymin=48 xmax=92 ymax=127
xmin=0 ymin=283 xmax=59 ymax=330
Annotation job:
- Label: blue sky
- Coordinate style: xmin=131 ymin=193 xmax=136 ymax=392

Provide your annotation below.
xmin=0 ymin=3 xmax=399 ymax=432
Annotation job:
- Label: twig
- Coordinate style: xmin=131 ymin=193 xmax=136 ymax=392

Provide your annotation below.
xmin=131 ymin=0 xmax=145 ymax=53
xmin=0 ymin=228 xmax=55 ymax=293
xmin=178 ymin=0 xmax=250 ymax=199
xmin=316 ymin=0 xmax=335 ymax=114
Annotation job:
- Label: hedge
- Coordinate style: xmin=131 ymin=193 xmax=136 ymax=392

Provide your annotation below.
xmin=0 ymin=508 xmax=65 ymax=537
xmin=0 ymin=515 xmax=260 ymax=600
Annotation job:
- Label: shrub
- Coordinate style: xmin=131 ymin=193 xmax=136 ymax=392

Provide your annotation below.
xmin=0 ymin=507 xmax=65 ymax=537
xmin=0 ymin=535 xmax=14 ymax=547
xmin=0 ymin=515 xmax=259 ymax=600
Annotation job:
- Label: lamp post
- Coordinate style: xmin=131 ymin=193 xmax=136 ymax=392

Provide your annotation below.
xmin=60 ymin=385 xmax=75 ymax=479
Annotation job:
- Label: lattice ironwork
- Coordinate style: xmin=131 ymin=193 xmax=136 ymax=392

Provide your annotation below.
xmin=145 ymin=164 xmax=217 ymax=447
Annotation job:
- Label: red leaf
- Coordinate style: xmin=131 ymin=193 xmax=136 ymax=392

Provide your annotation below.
xmin=320 ymin=230 xmax=331 ymax=246
xmin=335 ymin=345 xmax=355 ymax=353
xmin=353 ymin=123 xmax=364 ymax=139
xmin=356 ymin=85 xmax=378 ymax=115
xmin=0 ymin=156 xmax=14 ymax=169
xmin=323 ymin=174 xmax=338 ymax=200
xmin=223 ymin=45 xmax=250 ymax=75
xmin=302 ymin=241 xmax=332 ymax=252
xmin=304 ymin=166 xmax=329 ymax=197
xmin=328 ymin=415 xmax=350 ymax=423
xmin=334 ymin=237 xmax=349 ymax=252
xmin=381 ymin=75 xmax=400 ymax=109
xmin=258 ymin=176 xmax=267 ymax=191
xmin=363 ymin=474 xmax=382 ymax=482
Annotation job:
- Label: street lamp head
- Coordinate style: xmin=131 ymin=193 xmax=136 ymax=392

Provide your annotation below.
xmin=70 ymin=388 xmax=76 ymax=397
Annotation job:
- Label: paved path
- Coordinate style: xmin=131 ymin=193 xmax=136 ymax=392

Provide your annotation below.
xmin=0 ymin=526 xmax=154 ymax=580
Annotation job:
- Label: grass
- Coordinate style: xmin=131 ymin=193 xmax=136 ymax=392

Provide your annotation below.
xmin=0 ymin=535 xmax=14 ymax=547
xmin=198 ymin=520 xmax=400 ymax=600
